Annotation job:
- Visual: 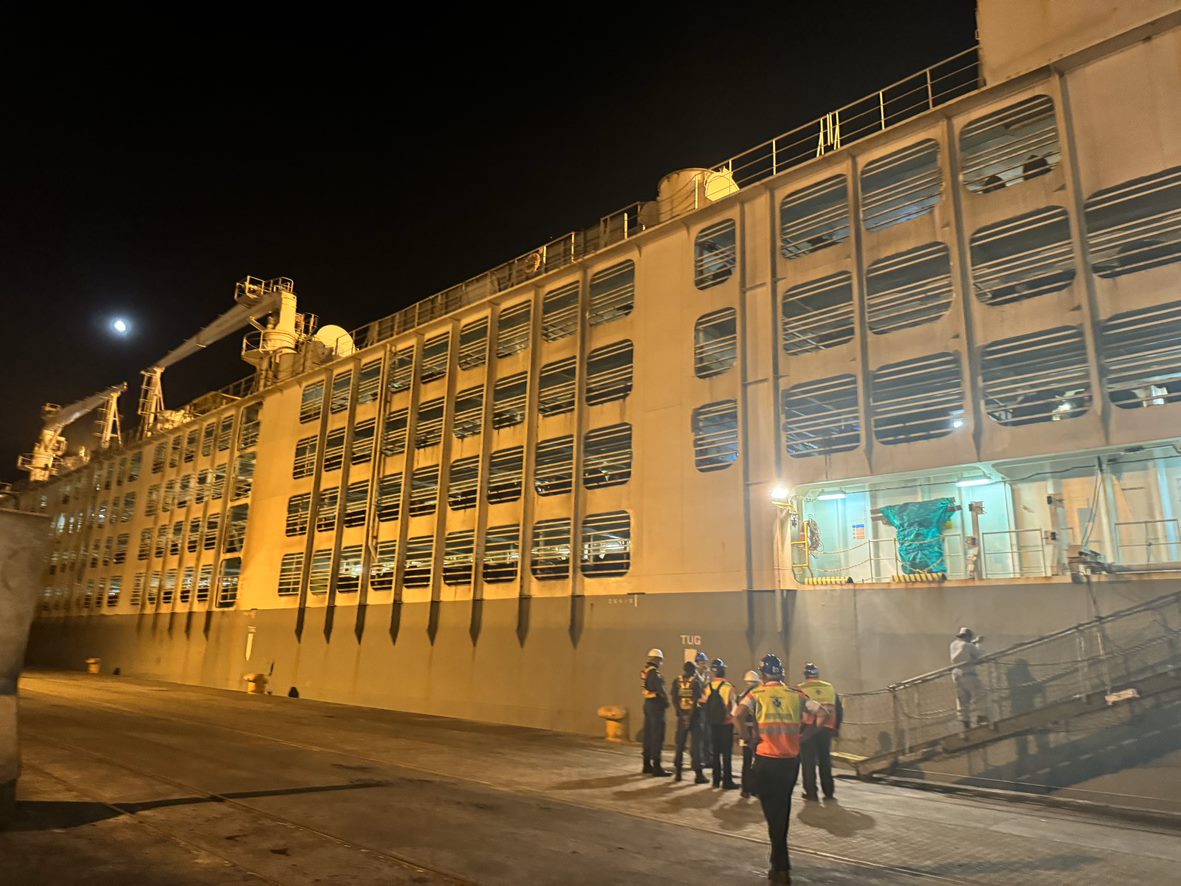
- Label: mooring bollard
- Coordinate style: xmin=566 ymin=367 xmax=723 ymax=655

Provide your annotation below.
xmin=597 ymin=704 xmax=628 ymax=742
xmin=244 ymin=673 xmax=269 ymax=694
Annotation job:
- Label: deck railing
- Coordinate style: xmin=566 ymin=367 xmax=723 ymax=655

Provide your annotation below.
xmin=341 ymin=47 xmax=981 ymax=363
xmin=184 ymin=48 xmax=982 ymax=427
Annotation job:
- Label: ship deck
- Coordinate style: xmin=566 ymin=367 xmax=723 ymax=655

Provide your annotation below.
xmin=6 ymin=670 xmax=1181 ymax=885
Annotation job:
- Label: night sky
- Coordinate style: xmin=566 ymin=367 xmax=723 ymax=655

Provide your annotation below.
xmin=0 ymin=4 xmax=976 ymax=482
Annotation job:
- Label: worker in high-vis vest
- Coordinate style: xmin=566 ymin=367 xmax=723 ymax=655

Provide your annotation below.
xmin=693 ymin=650 xmax=713 ymax=765
xmin=671 ymin=661 xmax=706 ymax=783
xmin=701 ymin=658 xmax=740 ymax=790
xmin=797 ymin=662 xmax=843 ymax=801
xmin=640 ymin=648 xmax=671 ymax=776
xmin=736 ymin=653 xmax=817 ymax=884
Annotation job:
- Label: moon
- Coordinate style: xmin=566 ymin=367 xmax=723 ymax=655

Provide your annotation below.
xmin=110 ymin=317 xmax=131 ymax=336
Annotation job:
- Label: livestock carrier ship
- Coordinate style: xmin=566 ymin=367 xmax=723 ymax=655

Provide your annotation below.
xmin=16 ymin=0 xmax=1181 ymax=784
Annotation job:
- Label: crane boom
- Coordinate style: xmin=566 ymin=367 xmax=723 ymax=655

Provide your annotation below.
xmin=138 ymin=286 xmax=286 ymax=435
xmin=18 ymin=383 xmax=128 ymax=482
xmin=151 ymin=288 xmax=284 ymax=371
xmin=42 ymin=383 xmax=128 ymax=434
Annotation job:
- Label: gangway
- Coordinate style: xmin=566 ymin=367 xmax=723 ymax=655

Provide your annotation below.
xmin=834 ymin=590 xmax=1181 ymax=777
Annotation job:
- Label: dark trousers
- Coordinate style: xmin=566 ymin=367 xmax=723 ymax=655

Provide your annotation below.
xmin=673 ymin=714 xmax=701 ymax=772
xmin=693 ymin=714 xmax=711 ymax=765
xmin=642 ymin=699 xmax=666 ymax=768
xmin=710 ymin=723 xmax=734 ymax=785
xmin=741 ymin=744 xmax=754 ymax=793
xmin=756 ymin=755 xmax=801 ymax=873
xmin=800 ymin=729 xmax=835 ymax=798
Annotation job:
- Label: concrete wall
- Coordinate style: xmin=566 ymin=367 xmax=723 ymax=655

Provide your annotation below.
xmin=0 ymin=510 xmax=49 ymax=825
xmin=978 ymin=0 xmax=1181 ymax=84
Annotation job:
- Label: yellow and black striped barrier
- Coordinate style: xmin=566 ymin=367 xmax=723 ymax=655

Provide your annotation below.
xmin=892 ymin=571 xmax=947 ymax=583
xmin=803 ymin=576 xmax=852 ymax=585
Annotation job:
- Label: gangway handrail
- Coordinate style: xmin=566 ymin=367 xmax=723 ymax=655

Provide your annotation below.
xmin=836 ymin=588 xmax=1181 ymax=775
xmin=867 ymin=587 xmax=1181 ymax=693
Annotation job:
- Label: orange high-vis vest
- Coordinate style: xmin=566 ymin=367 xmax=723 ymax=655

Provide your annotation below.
xmin=797 ymin=678 xmax=838 ymax=729
xmin=641 ymin=663 xmax=660 ymax=699
xmin=741 ymin=681 xmax=809 ymax=758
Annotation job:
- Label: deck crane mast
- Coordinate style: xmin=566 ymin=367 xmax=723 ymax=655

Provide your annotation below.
xmin=137 ymin=277 xmax=294 ymax=436
xmin=17 ymin=383 xmax=128 ymax=482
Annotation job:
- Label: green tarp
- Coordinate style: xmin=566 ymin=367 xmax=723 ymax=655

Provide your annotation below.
xmin=879 ymin=497 xmax=956 ymax=574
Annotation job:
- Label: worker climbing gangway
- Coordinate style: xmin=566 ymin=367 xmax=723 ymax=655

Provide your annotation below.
xmin=836 ymin=590 xmax=1181 ymax=776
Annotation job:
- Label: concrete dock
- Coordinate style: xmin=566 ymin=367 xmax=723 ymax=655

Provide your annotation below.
xmin=5 ymin=670 xmax=1180 ymax=885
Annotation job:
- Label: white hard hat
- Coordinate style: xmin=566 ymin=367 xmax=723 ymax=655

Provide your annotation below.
xmin=956 ymin=626 xmax=973 ymax=639
xmin=744 ymin=669 xmax=761 ymax=683
xmin=647 ymin=648 xmax=664 ymax=659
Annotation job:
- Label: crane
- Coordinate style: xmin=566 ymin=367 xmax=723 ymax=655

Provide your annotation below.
xmin=18 ymin=383 xmax=127 ymax=482
xmin=16 ymin=277 xmax=306 ymax=483
xmin=137 ymin=277 xmax=292 ymax=435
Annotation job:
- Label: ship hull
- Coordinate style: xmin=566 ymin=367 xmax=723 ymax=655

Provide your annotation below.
xmin=27 ymin=578 xmax=1178 ymax=735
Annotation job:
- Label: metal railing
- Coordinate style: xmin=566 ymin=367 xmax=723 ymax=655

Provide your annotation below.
xmin=47 ymin=46 xmax=984 ymax=471
xmin=980 ymin=527 xmax=1050 ymax=578
xmin=836 ymin=590 xmax=1181 ymax=761
xmin=714 ymin=48 xmax=980 ymax=191
xmin=343 ymin=48 xmax=980 ymax=361
xmin=1115 ymin=518 xmax=1181 ymax=564
xmin=792 ymin=531 xmax=972 ymax=582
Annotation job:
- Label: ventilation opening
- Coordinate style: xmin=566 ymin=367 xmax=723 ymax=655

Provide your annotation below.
xmin=782 ymin=272 xmax=854 ymax=354
xmin=581 ymin=511 xmax=631 ymax=577
xmin=586 ymin=341 xmax=634 ymax=405
xmin=866 ymin=242 xmax=952 ymax=334
xmin=981 ymin=327 xmax=1090 ymax=426
xmin=694 ymin=309 xmax=738 ymax=378
xmin=779 ymin=175 xmax=849 ymax=259
xmin=861 ymin=140 xmax=942 ymax=231
xmin=1086 ymin=166 xmax=1181 ymax=279
xmin=583 ymin=424 xmax=632 ymax=488
xmin=483 ymin=526 xmax=520 ymax=583
xmin=960 ymin=95 xmax=1059 ymax=194
xmin=695 ymin=220 xmax=737 ymax=289
xmin=971 ymin=207 xmax=1075 ymax=306
xmin=692 ymin=401 xmax=739 ymax=472
xmin=871 ymin=353 xmax=963 ymax=444
xmin=1101 ymin=300 xmax=1181 ymax=409
xmin=782 ymin=375 xmax=860 ymax=458
xmin=535 ymin=436 xmax=574 ymax=496
xmin=448 ymin=456 xmax=479 ymax=511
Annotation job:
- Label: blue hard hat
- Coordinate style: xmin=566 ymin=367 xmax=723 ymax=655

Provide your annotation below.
xmin=761 ymin=653 xmax=784 ymax=679
xmin=803 ymin=662 xmax=819 ymax=678
xmin=711 ymin=658 xmax=726 ymax=677
xmin=694 ymin=651 xmax=709 ymax=663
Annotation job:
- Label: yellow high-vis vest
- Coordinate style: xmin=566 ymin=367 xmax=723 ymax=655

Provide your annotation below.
xmin=797 ymin=678 xmax=837 ymax=728
xmin=745 ymin=681 xmax=807 ymax=758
